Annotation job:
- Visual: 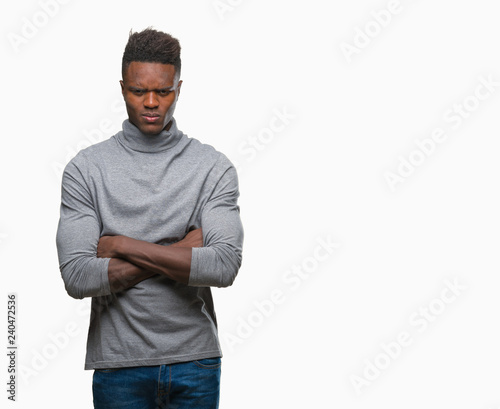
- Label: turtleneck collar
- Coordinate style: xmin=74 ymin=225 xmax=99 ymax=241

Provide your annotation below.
xmin=116 ymin=118 xmax=183 ymax=153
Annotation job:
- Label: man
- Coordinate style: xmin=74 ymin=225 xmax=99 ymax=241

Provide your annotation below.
xmin=56 ymin=28 xmax=243 ymax=409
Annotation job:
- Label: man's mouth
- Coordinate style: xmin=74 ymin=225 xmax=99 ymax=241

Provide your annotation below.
xmin=142 ymin=113 xmax=160 ymax=123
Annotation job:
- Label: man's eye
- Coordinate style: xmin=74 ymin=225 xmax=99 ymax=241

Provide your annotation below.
xmin=133 ymin=90 xmax=144 ymax=96
xmin=158 ymin=90 xmax=171 ymax=96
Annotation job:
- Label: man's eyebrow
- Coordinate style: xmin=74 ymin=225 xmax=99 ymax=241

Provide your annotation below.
xmin=128 ymin=86 xmax=175 ymax=92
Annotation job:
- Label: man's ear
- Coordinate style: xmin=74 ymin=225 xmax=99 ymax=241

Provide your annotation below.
xmin=120 ymin=80 xmax=125 ymax=97
xmin=176 ymin=80 xmax=183 ymax=97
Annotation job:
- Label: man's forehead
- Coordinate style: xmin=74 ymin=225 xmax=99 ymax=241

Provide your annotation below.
xmin=124 ymin=61 xmax=177 ymax=85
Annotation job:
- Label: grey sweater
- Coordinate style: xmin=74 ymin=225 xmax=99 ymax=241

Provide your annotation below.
xmin=56 ymin=119 xmax=243 ymax=369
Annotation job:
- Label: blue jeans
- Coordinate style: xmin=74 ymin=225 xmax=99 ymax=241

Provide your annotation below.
xmin=92 ymin=358 xmax=221 ymax=409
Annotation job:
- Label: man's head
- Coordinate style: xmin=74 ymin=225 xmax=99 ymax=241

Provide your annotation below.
xmin=120 ymin=28 xmax=182 ymax=135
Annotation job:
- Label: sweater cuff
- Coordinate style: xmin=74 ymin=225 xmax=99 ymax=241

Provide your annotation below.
xmin=189 ymin=247 xmax=203 ymax=286
xmin=189 ymin=247 xmax=213 ymax=287
xmin=98 ymin=258 xmax=112 ymax=296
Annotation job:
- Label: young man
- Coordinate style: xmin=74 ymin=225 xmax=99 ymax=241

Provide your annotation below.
xmin=56 ymin=28 xmax=244 ymax=408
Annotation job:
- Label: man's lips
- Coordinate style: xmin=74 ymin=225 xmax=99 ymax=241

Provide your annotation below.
xmin=142 ymin=113 xmax=160 ymax=123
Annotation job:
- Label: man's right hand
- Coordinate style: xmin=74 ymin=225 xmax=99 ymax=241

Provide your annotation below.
xmin=173 ymin=228 xmax=203 ymax=248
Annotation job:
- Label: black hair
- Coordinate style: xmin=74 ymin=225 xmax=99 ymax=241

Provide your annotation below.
xmin=122 ymin=28 xmax=181 ymax=79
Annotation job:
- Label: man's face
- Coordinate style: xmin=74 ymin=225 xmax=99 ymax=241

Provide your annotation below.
xmin=120 ymin=62 xmax=182 ymax=135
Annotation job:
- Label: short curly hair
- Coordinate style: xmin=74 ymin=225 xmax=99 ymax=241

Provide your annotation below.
xmin=122 ymin=28 xmax=181 ymax=79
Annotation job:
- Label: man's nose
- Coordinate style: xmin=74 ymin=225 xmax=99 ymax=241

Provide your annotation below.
xmin=144 ymin=91 xmax=159 ymax=108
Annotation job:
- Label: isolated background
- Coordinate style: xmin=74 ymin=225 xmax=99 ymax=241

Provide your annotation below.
xmin=2 ymin=0 xmax=500 ymax=407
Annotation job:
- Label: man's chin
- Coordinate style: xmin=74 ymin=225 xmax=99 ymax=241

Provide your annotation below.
xmin=134 ymin=120 xmax=166 ymax=136
xmin=141 ymin=127 xmax=163 ymax=136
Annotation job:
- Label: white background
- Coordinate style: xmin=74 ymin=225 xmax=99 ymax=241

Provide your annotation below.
xmin=2 ymin=0 xmax=500 ymax=407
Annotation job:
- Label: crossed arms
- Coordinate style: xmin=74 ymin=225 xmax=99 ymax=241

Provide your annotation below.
xmin=97 ymin=228 xmax=203 ymax=293
xmin=56 ymin=155 xmax=243 ymax=300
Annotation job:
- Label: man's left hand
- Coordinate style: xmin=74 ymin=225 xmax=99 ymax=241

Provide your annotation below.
xmin=97 ymin=235 xmax=123 ymax=259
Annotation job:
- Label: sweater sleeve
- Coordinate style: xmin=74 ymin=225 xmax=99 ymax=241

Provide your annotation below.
xmin=189 ymin=159 xmax=244 ymax=287
xmin=55 ymin=158 xmax=111 ymax=299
